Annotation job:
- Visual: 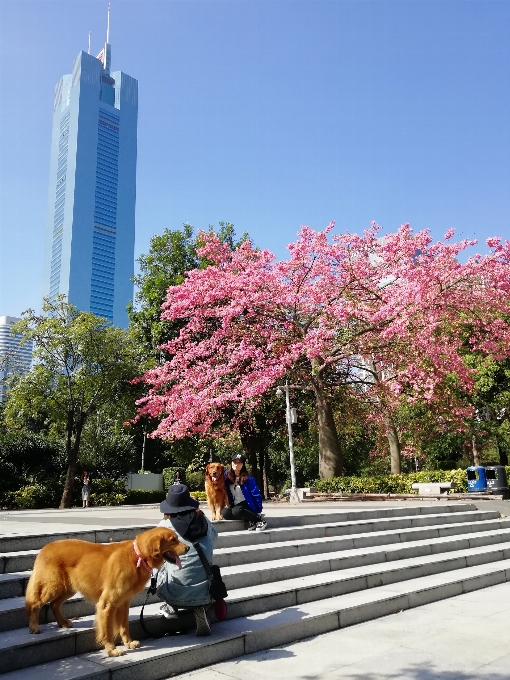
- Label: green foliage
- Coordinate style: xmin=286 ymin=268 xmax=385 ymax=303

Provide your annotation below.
xmin=190 ymin=491 xmax=207 ymax=501
xmin=185 ymin=470 xmax=205 ymax=491
xmin=79 ymin=411 xmax=138 ymax=480
xmin=162 ymin=467 xmax=187 ymax=488
xmin=125 ymin=489 xmax=166 ymax=504
xmin=129 ymin=223 xmax=199 ymax=359
xmin=129 ymin=222 xmax=248 ymax=361
xmin=0 ymin=483 xmax=61 ymax=509
xmin=89 ymin=479 xmax=127 ymax=506
xmin=163 ymin=465 xmax=204 ymax=492
xmin=4 ymin=297 xmax=143 ymax=508
xmin=311 ymin=469 xmax=470 ymax=494
xmin=0 ymin=431 xmax=65 ymax=492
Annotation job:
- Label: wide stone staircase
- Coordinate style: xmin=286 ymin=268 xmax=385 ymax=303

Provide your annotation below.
xmin=2 ymin=502 xmax=510 ymax=678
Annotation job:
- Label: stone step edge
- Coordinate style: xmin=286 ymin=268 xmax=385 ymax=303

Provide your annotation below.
xmin=0 ymin=503 xmax=479 ymax=553
xmin=214 ymin=518 xmax=510 ymax=566
xmin=0 ymin=510 xmax=502 ymax=573
xmin=3 ymin=558 xmax=510 ymax=680
xmin=5 ymin=522 xmax=510 ymax=598
xmin=1 ymin=513 xmax=503 ymax=579
xmin=215 ymin=509 xmax=503 ymax=550
xmin=2 ymin=536 xmax=510 ymax=667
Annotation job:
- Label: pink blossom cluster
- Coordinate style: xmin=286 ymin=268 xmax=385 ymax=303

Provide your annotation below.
xmin=134 ymin=223 xmax=510 ymax=440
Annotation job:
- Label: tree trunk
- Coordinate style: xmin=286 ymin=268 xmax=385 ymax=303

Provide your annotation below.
xmin=312 ymin=378 xmax=344 ymax=478
xmin=60 ymin=411 xmax=85 ymax=509
xmin=239 ymin=421 xmax=262 ymax=489
xmin=497 ymin=438 xmax=508 ymax=467
xmin=258 ymin=446 xmax=267 ymax=500
xmin=472 ymin=435 xmax=481 ymax=467
xmin=384 ymin=412 xmax=401 ymax=474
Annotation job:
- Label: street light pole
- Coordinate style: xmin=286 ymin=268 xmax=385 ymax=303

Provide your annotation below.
xmin=141 ymin=430 xmax=146 ymax=472
xmin=277 ymin=380 xmax=300 ymax=503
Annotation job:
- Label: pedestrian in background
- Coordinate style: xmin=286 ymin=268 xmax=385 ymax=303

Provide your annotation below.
xmin=81 ymin=471 xmax=91 ymax=508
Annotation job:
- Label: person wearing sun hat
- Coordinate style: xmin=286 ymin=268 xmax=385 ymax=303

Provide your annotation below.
xmin=156 ymin=484 xmax=218 ymax=635
xmin=221 ymin=453 xmax=267 ymax=531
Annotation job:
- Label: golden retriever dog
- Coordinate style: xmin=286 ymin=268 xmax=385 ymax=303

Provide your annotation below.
xmin=25 ymin=527 xmax=188 ymax=657
xmin=205 ymin=462 xmax=229 ymax=520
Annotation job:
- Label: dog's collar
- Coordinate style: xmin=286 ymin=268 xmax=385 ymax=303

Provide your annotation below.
xmin=133 ymin=540 xmax=152 ymax=574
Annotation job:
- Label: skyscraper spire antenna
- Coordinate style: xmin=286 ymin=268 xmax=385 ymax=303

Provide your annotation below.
xmin=106 ymin=1 xmax=110 ymax=44
xmin=88 ymin=30 xmax=91 ymax=54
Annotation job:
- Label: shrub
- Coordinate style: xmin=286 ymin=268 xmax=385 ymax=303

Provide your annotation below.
xmin=125 ymin=489 xmax=166 ymax=504
xmin=190 ymin=491 xmax=207 ymax=501
xmin=185 ymin=470 xmax=205 ymax=491
xmin=89 ymin=479 xmax=127 ymax=506
xmin=310 ymin=469 xmax=470 ymax=494
xmin=162 ymin=467 xmax=187 ymax=488
xmin=0 ymin=483 xmax=59 ymax=509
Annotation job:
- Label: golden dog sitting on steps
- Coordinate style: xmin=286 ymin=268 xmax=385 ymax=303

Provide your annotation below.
xmin=25 ymin=526 xmax=189 ymax=657
xmin=205 ymin=462 xmax=230 ymax=520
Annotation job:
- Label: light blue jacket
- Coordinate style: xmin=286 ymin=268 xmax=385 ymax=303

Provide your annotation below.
xmin=156 ymin=518 xmax=218 ymax=608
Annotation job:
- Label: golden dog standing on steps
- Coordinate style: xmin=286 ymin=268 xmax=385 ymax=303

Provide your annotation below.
xmin=205 ymin=462 xmax=230 ymax=520
xmin=25 ymin=527 xmax=188 ymax=657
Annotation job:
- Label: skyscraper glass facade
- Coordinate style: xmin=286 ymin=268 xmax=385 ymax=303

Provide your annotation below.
xmin=43 ymin=42 xmax=137 ymax=328
xmin=0 ymin=316 xmax=33 ymax=402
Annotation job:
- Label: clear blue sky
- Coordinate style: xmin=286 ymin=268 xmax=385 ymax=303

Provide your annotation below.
xmin=1 ymin=0 xmax=509 ymax=318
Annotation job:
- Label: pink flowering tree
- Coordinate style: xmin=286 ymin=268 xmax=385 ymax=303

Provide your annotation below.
xmin=135 ymin=223 xmax=510 ymax=477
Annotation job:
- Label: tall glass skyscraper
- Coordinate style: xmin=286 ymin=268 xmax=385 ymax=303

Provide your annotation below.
xmin=0 ymin=316 xmax=33 ymax=402
xmin=43 ymin=35 xmax=137 ymax=328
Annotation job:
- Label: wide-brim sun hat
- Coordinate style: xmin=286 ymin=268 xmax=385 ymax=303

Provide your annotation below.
xmin=160 ymin=483 xmax=199 ymax=514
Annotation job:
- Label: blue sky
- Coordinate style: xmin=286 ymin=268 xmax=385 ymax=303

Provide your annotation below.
xmin=1 ymin=0 xmax=510 ymax=318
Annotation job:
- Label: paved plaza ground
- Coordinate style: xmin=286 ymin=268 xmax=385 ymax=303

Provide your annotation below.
xmin=171 ymin=582 xmax=510 ymax=680
xmin=2 ymin=500 xmax=510 ymax=680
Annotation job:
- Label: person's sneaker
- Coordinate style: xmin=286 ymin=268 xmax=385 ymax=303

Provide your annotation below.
xmin=247 ymin=521 xmax=257 ymax=531
xmin=159 ymin=603 xmax=178 ymax=620
xmin=194 ymin=606 xmax=211 ymax=636
xmin=255 ymin=519 xmax=267 ymax=531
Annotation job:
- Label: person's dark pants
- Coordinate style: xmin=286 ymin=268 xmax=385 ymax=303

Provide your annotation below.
xmin=221 ymin=501 xmax=260 ymax=523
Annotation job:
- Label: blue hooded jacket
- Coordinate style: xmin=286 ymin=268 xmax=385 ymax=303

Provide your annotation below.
xmin=224 ymin=471 xmax=263 ymax=514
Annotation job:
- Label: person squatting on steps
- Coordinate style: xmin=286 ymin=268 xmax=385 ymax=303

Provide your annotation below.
xmin=221 ymin=454 xmax=267 ymax=531
xmin=156 ymin=484 xmax=218 ymax=635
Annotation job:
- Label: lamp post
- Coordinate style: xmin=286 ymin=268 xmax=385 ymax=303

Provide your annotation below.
xmin=276 ymin=380 xmax=300 ymax=503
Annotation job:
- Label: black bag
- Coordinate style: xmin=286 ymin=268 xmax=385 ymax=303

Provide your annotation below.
xmin=193 ymin=542 xmax=228 ymax=600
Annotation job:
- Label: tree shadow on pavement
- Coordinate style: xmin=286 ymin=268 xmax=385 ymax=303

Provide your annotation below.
xmin=298 ymin=662 xmax=510 ymax=680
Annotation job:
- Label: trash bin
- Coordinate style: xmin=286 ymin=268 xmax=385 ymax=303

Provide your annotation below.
xmin=485 ymin=465 xmax=508 ymax=494
xmin=466 ymin=466 xmax=487 ymax=492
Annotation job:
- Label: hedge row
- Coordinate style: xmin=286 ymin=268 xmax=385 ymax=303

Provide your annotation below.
xmin=162 ymin=468 xmax=205 ymax=492
xmin=3 ymin=468 xmax=508 ymax=509
xmin=312 ymin=468 xmax=510 ymax=495
xmin=0 ymin=479 xmax=208 ymax=509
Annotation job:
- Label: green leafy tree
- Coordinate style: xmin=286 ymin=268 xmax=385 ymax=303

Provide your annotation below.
xmin=128 ymin=222 xmax=248 ymax=362
xmin=4 ymin=297 xmax=141 ymax=508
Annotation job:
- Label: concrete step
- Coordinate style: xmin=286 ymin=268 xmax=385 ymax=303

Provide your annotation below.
xmin=2 ymin=558 xmax=510 ymax=679
xmin=1 ymin=513 xmax=506 ymax=604
xmin=4 ymin=522 xmax=510 ymax=600
xmin=0 ymin=520 xmax=247 ymax=554
xmin=0 ymin=507 xmax=494 ymax=575
xmin=1 ymin=515 xmax=509 ymax=631
xmin=0 ymin=504 xmax=505 ymax=677
xmin=2 ymin=539 xmax=510 ymax=674
xmin=222 ymin=525 xmax=510 ymax=588
xmin=213 ymin=508 xmax=500 ymax=548
xmin=0 ymin=502 xmax=477 ymax=554
xmin=214 ymin=516 xmax=510 ymax=567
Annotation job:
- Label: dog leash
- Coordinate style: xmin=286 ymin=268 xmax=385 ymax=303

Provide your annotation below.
xmin=139 ymin=570 xmax=189 ymax=639
xmin=139 ymin=570 xmax=165 ymax=639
